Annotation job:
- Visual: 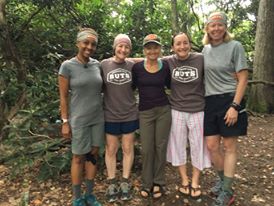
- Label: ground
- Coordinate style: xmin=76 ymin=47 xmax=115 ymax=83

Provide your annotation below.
xmin=0 ymin=115 xmax=273 ymax=206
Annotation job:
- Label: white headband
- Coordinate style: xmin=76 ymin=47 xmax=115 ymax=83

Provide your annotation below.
xmin=77 ymin=30 xmax=98 ymax=43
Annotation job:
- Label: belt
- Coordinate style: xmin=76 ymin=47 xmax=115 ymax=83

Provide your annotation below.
xmin=206 ymin=92 xmax=235 ymax=98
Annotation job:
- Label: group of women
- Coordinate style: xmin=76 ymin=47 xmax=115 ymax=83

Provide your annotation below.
xmin=58 ymin=11 xmax=249 ymax=206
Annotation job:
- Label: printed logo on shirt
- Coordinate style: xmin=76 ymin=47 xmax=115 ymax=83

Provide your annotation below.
xmin=107 ymin=68 xmax=132 ymax=85
xmin=172 ymin=66 xmax=198 ymax=83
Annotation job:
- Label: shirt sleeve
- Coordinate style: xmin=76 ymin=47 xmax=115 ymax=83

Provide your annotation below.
xmin=58 ymin=61 xmax=70 ymax=79
xmin=131 ymin=63 xmax=138 ymax=90
xmin=164 ymin=61 xmax=171 ymax=89
xmin=232 ymin=41 xmax=249 ymax=72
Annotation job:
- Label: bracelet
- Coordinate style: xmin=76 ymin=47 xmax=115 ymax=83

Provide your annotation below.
xmin=62 ymin=119 xmax=68 ymax=124
xmin=230 ymin=102 xmax=241 ymax=111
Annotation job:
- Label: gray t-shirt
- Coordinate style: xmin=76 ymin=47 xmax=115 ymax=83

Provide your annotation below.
xmin=163 ymin=53 xmax=205 ymax=112
xmin=101 ymin=58 xmax=138 ymax=122
xmin=59 ymin=57 xmax=104 ymax=128
xmin=202 ymin=40 xmax=249 ymax=96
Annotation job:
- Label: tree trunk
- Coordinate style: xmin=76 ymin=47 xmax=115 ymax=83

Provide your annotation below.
xmin=0 ymin=0 xmax=27 ymax=139
xmin=171 ymin=0 xmax=179 ymax=35
xmin=248 ymin=0 xmax=274 ymax=113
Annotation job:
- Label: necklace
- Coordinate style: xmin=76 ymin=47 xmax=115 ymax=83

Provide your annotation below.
xmin=76 ymin=55 xmax=89 ymax=68
xmin=144 ymin=58 xmax=162 ymax=73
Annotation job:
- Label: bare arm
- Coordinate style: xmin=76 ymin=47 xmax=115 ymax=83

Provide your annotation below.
xmin=224 ymin=69 xmax=248 ymax=126
xmin=58 ymin=75 xmax=71 ymax=138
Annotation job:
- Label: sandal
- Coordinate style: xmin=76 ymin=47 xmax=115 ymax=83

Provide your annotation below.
xmin=190 ymin=185 xmax=202 ymax=200
xmin=140 ymin=187 xmax=151 ymax=198
xmin=178 ymin=184 xmax=190 ymax=196
xmin=152 ymin=184 xmax=164 ymax=199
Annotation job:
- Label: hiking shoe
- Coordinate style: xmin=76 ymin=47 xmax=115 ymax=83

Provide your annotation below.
xmin=120 ymin=181 xmax=132 ymax=201
xmin=210 ymin=178 xmax=223 ymax=197
xmin=73 ymin=197 xmax=86 ymax=206
xmin=211 ymin=190 xmax=235 ymax=206
xmin=84 ymin=194 xmax=102 ymax=206
xmin=105 ymin=183 xmax=119 ymax=202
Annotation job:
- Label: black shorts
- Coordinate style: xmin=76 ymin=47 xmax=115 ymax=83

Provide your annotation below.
xmin=105 ymin=120 xmax=139 ymax=135
xmin=204 ymin=92 xmax=248 ymax=137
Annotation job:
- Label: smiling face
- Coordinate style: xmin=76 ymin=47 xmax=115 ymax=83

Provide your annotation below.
xmin=143 ymin=43 xmax=161 ymax=61
xmin=206 ymin=22 xmax=227 ymax=45
xmin=76 ymin=35 xmax=97 ymax=59
xmin=114 ymin=42 xmax=131 ymax=62
xmin=172 ymin=33 xmax=191 ymax=60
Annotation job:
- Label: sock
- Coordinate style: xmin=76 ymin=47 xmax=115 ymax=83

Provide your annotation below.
xmin=85 ymin=179 xmax=94 ymax=195
xmin=72 ymin=184 xmax=81 ymax=199
xmin=121 ymin=177 xmax=129 ymax=183
xmin=108 ymin=177 xmax=117 ymax=184
xmin=217 ymin=170 xmax=224 ymax=181
xmin=223 ymin=176 xmax=233 ymax=193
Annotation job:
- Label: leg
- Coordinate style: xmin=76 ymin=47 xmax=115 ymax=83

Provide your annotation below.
xmin=167 ymin=110 xmax=189 ymax=194
xmin=178 ymin=164 xmax=190 ymax=195
xmin=121 ymin=132 xmax=135 ymax=179
xmin=223 ymin=137 xmax=237 ymax=192
xmin=139 ymin=109 xmax=155 ymax=191
xmin=154 ymin=106 xmax=171 ymax=186
xmin=85 ymin=146 xmax=99 ymax=181
xmin=105 ymin=134 xmax=119 ymax=179
xmin=206 ymin=135 xmax=225 ymax=197
xmin=153 ymin=106 xmax=171 ymax=198
xmin=191 ymin=166 xmax=201 ymax=198
xmin=71 ymin=154 xmax=85 ymax=199
xmin=84 ymin=147 xmax=102 ymax=206
xmin=206 ymin=135 xmax=223 ymax=171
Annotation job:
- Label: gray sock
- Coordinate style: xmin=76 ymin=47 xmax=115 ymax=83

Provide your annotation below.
xmin=223 ymin=176 xmax=233 ymax=193
xmin=85 ymin=179 xmax=94 ymax=195
xmin=217 ymin=170 xmax=224 ymax=181
xmin=72 ymin=184 xmax=81 ymax=199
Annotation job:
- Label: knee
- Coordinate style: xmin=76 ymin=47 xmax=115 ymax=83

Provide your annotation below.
xmin=106 ymin=144 xmax=118 ymax=157
xmin=72 ymin=154 xmax=85 ymax=165
xmin=223 ymin=143 xmax=237 ymax=154
xmin=86 ymin=147 xmax=100 ymax=165
xmin=206 ymin=141 xmax=220 ymax=154
xmin=122 ymin=144 xmax=134 ymax=156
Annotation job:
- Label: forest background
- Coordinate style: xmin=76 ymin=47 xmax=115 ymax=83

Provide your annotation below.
xmin=0 ymin=0 xmax=274 ymax=205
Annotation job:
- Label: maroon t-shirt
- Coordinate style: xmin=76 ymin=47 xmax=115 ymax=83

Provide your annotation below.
xmin=132 ymin=60 xmax=170 ymax=111
xmin=101 ymin=58 xmax=138 ymax=122
xmin=163 ymin=53 xmax=205 ymax=113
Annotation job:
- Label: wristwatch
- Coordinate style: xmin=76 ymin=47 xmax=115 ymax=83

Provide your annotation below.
xmin=230 ymin=102 xmax=241 ymax=112
xmin=62 ymin=119 xmax=68 ymax=124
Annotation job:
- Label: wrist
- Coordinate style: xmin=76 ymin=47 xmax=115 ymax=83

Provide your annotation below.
xmin=62 ymin=118 xmax=68 ymax=124
xmin=230 ymin=102 xmax=241 ymax=112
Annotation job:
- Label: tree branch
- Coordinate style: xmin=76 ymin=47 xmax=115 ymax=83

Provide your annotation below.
xmin=15 ymin=4 xmax=47 ymax=41
xmin=248 ymin=80 xmax=274 ymax=87
xmin=189 ymin=0 xmax=201 ymax=31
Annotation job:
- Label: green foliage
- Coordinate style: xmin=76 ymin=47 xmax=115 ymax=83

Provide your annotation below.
xmin=1 ymin=0 xmax=258 ymax=180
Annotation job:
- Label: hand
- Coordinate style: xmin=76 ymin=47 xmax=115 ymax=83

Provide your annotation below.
xmin=61 ymin=122 xmax=71 ymax=138
xmin=224 ymin=107 xmax=238 ymax=127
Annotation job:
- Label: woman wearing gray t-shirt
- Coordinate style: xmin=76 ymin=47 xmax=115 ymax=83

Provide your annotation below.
xmin=202 ymin=12 xmax=250 ymax=206
xmin=58 ymin=28 xmax=103 ymax=206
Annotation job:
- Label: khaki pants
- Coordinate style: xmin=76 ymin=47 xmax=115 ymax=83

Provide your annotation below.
xmin=139 ymin=105 xmax=171 ymax=188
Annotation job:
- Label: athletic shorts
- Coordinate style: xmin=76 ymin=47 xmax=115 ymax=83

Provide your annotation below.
xmin=105 ymin=120 xmax=139 ymax=135
xmin=204 ymin=92 xmax=248 ymax=137
xmin=71 ymin=122 xmax=104 ymax=155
